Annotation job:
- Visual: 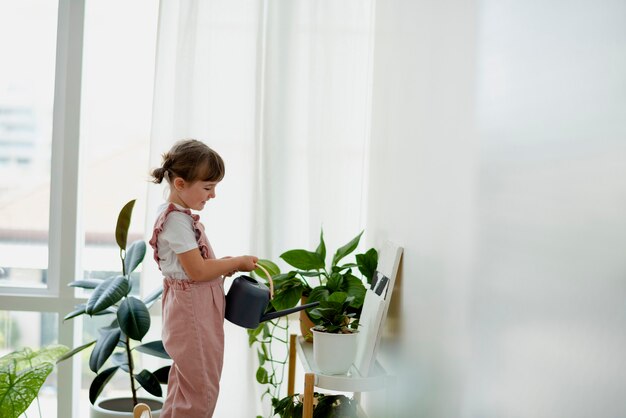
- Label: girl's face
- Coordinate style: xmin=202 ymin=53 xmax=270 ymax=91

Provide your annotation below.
xmin=173 ymin=178 xmax=219 ymax=210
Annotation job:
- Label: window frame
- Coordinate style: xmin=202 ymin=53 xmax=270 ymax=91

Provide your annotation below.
xmin=0 ymin=1 xmax=86 ymax=416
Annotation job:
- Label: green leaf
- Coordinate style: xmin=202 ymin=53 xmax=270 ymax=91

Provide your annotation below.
xmin=124 ymin=240 xmax=146 ymax=275
xmin=255 ymin=366 xmax=268 ymax=384
xmin=57 ymin=340 xmax=96 ymax=364
xmin=68 ymin=279 xmax=104 ymax=289
xmin=89 ymin=328 xmax=121 ymax=373
xmin=280 ymin=249 xmax=324 ymax=270
xmin=307 ymin=286 xmax=330 ymax=304
xmin=152 ymin=365 xmax=170 ymax=384
xmin=64 ymin=305 xmax=86 ymax=321
xmin=326 ymin=272 xmax=344 ymax=292
xmin=142 ymin=286 xmax=163 ymax=308
xmin=134 ymin=341 xmax=170 ymax=359
xmin=134 ymin=369 xmax=163 ymax=397
xmin=270 ymin=285 xmax=304 ymax=311
xmin=0 ymin=362 xmax=53 ymax=418
xmin=89 ymin=366 xmax=118 ymax=405
xmin=257 ymin=349 xmax=266 ymax=366
xmin=342 ymin=274 xmax=367 ymax=308
xmin=247 ymin=324 xmax=265 ymax=346
xmin=255 ymin=259 xmax=280 ymax=277
xmin=356 ymin=248 xmax=378 ymax=284
xmin=111 ymin=352 xmax=129 ymax=373
xmin=315 ymin=229 xmax=326 ymax=263
xmin=117 ymin=296 xmax=151 ymax=341
xmin=86 ymin=276 xmax=129 ymax=315
xmin=115 ymin=199 xmax=136 ymax=251
xmin=331 ymin=231 xmax=363 ymax=267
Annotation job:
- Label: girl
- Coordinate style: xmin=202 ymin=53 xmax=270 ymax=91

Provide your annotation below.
xmin=149 ymin=139 xmax=258 ymax=417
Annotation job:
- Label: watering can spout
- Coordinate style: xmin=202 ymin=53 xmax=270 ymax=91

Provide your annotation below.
xmin=260 ymin=301 xmax=320 ymax=322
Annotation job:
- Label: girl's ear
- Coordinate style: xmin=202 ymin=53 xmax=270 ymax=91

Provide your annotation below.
xmin=173 ymin=177 xmax=186 ymax=191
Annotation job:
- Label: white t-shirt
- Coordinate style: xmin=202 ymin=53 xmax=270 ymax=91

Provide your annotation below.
xmin=155 ymin=203 xmax=199 ymax=279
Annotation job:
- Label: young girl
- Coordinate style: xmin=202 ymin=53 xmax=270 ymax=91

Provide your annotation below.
xmin=149 ymin=139 xmax=258 ymax=418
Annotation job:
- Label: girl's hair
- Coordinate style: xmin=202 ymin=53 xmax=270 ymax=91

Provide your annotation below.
xmin=151 ymin=139 xmax=225 ymax=184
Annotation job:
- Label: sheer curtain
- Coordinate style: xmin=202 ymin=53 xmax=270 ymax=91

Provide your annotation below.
xmin=146 ymin=0 xmax=375 ymax=416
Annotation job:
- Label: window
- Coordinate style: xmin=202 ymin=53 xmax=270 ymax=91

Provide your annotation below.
xmin=0 ymin=1 xmax=158 ymax=416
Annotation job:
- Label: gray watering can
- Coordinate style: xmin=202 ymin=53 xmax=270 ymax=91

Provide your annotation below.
xmin=225 ymin=265 xmax=319 ymax=329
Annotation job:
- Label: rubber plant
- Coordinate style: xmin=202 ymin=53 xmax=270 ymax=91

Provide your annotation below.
xmin=57 ymin=199 xmax=169 ymax=406
xmin=0 ymin=345 xmax=69 ymax=418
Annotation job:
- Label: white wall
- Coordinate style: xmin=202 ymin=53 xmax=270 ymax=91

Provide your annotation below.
xmin=363 ymin=1 xmax=626 ymax=417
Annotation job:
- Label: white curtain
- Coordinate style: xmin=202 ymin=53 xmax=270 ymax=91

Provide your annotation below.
xmin=146 ymin=1 xmax=375 ymax=416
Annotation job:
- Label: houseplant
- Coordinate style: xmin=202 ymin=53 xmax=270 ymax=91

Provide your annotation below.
xmin=273 ymin=392 xmax=357 ymax=418
xmin=308 ymin=292 xmax=359 ymax=374
xmin=247 ymin=230 xmax=377 ymax=415
xmin=267 ymin=229 xmax=377 ymax=340
xmin=58 ymin=199 xmax=168 ymax=417
xmin=0 ymin=344 xmax=69 ymax=418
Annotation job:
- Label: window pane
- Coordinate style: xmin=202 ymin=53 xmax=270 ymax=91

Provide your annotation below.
xmin=0 ymin=1 xmax=58 ymax=288
xmin=0 ymin=310 xmax=60 ymax=418
xmin=79 ymin=0 xmax=157 ymax=279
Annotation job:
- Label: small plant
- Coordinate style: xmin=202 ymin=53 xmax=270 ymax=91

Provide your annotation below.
xmin=0 ymin=345 xmax=69 ymax=418
xmin=273 ymin=392 xmax=358 ymax=418
xmin=308 ymin=292 xmax=358 ymax=334
xmin=58 ymin=199 xmax=169 ymax=407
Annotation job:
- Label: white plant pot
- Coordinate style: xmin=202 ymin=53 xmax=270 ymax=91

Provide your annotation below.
xmin=311 ymin=328 xmax=359 ymax=375
xmin=90 ymin=397 xmax=163 ymax=418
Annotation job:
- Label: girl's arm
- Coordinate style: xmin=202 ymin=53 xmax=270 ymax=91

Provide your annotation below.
xmin=177 ymin=248 xmax=258 ymax=282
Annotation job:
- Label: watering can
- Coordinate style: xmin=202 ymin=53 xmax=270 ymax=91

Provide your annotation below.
xmin=225 ymin=265 xmax=319 ymax=329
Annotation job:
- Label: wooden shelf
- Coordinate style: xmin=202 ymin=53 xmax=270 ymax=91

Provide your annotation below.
xmin=289 ymin=334 xmax=393 ymax=418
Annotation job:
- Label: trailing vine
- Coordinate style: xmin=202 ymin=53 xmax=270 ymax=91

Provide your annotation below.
xmin=248 ymin=316 xmax=291 ymax=417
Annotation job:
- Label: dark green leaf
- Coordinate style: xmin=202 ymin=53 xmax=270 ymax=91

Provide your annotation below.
xmin=134 ymin=341 xmax=170 ymax=359
xmin=115 ymin=199 xmax=136 ymax=251
xmin=89 ymin=328 xmax=121 ymax=373
xmin=57 ymin=340 xmax=96 ymax=364
xmin=86 ymin=276 xmax=129 ymax=315
xmin=307 ymin=286 xmax=330 ymax=305
xmin=356 ymin=248 xmax=378 ymax=284
xmin=111 ymin=352 xmax=129 ymax=373
xmin=331 ymin=231 xmax=363 ymax=267
xmin=152 ymin=365 xmax=170 ymax=384
xmin=134 ymin=369 xmax=162 ymax=397
xmin=142 ymin=286 xmax=163 ymax=308
xmin=270 ymin=285 xmax=304 ymax=311
xmin=124 ymin=240 xmax=146 ymax=275
xmin=117 ymin=296 xmax=151 ymax=341
xmin=89 ymin=366 xmax=118 ymax=404
xmin=255 ymin=366 xmax=268 ymax=384
xmin=315 ymin=229 xmax=326 ymax=263
xmin=68 ymin=279 xmax=104 ymax=289
xmin=0 ymin=363 xmax=53 ymax=418
xmin=64 ymin=305 xmax=86 ymax=321
xmin=326 ymin=272 xmax=344 ymax=292
xmin=280 ymin=249 xmax=324 ymax=270
xmin=342 ymin=275 xmax=367 ymax=308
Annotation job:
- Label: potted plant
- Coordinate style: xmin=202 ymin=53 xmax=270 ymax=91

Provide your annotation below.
xmin=0 ymin=345 xmax=69 ymax=418
xmin=261 ymin=230 xmax=377 ymax=340
xmin=273 ymin=392 xmax=357 ymax=418
xmin=58 ymin=199 xmax=168 ymax=417
xmin=308 ymin=292 xmax=359 ymax=374
xmin=247 ymin=231 xmax=376 ymax=416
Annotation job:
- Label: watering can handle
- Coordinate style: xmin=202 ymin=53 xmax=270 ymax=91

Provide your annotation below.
xmin=255 ymin=263 xmax=274 ymax=299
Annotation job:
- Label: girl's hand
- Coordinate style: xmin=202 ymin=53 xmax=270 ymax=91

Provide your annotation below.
xmin=237 ymin=255 xmax=259 ymax=272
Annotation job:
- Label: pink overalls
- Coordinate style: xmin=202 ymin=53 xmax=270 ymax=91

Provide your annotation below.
xmin=149 ymin=203 xmax=225 ymax=418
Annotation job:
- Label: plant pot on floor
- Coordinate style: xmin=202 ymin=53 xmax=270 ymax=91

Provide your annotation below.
xmin=311 ymin=328 xmax=359 ymax=375
xmin=90 ymin=397 xmax=163 ymax=418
